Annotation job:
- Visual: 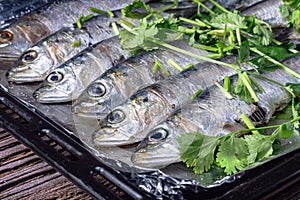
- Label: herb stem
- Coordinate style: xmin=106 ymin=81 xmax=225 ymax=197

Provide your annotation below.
xmin=209 ymin=0 xmax=229 ymax=13
xmin=241 ymin=113 xmax=260 ymax=134
xmin=158 ymin=0 xmax=178 ymax=13
xmin=240 ymin=72 xmax=259 ymax=102
xmin=193 ymin=0 xmax=215 ymax=15
xmin=214 ymin=80 xmax=233 ymax=99
xmin=250 ymin=47 xmax=300 ymax=79
xmin=148 ymin=37 xmax=238 ymax=70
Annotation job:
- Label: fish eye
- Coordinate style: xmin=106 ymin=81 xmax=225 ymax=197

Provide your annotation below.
xmin=148 ymin=128 xmax=168 ymax=142
xmin=0 ymin=30 xmax=13 ymax=43
xmin=22 ymin=50 xmax=38 ymax=63
xmin=47 ymin=71 xmax=64 ymax=83
xmin=107 ymin=109 xmax=125 ymax=124
xmin=88 ymin=82 xmax=106 ymax=98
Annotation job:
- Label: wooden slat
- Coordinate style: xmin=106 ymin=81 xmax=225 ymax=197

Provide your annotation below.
xmin=0 ymin=131 xmax=93 ymax=200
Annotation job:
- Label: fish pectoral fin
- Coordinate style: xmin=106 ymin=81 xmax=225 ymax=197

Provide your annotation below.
xmin=222 ymin=122 xmax=246 ymax=136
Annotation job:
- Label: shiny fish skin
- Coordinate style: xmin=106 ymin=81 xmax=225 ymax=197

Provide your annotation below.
xmin=6 ymin=10 xmax=128 ymax=83
xmin=92 ymin=57 xmax=253 ymax=147
xmin=5 ymin=1 xmax=198 ymax=83
xmin=33 ymin=36 xmax=130 ymax=103
xmin=131 ymin=55 xmax=300 ymax=169
xmin=0 ymin=0 xmax=142 ymax=66
xmin=72 ymin=40 xmax=208 ymax=119
xmin=0 ymin=0 xmax=54 ymax=29
xmin=241 ymin=0 xmax=286 ymax=28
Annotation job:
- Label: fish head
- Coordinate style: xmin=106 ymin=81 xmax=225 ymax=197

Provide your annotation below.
xmin=33 ymin=65 xmax=76 ymax=103
xmin=6 ymin=44 xmax=54 ymax=82
xmin=92 ymin=87 xmax=168 ymax=147
xmin=131 ymin=122 xmax=181 ymax=169
xmin=0 ymin=26 xmax=28 ymax=65
xmin=72 ymin=75 xmax=118 ymax=119
xmin=0 ymin=18 xmax=49 ymax=67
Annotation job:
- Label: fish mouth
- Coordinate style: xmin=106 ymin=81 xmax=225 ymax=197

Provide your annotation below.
xmin=6 ymin=68 xmax=44 ymax=83
xmin=33 ymin=87 xmax=72 ymax=103
xmin=131 ymin=143 xmax=181 ymax=168
xmin=72 ymin=100 xmax=111 ymax=119
xmin=0 ymin=52 xmax=20 ymax=61
xmin=92 ymin=126 xmax=137 ymax=147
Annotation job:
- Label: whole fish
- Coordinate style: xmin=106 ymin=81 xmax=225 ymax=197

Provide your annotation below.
xmin=241 ymin=0 xmax=286 ymax=28
xmin=6 ymin=10 xmax=129 ymax=83
xmin=91 ymin=58 xmax=253 ymax=147
xmin=32 ymin=35 xmax=131 ymax=103
xmin=72 ymin=40 xmax=208 ymax=119
xmin=71 ymin=0 xmax=275 ymax=119
xmin=0 ymin=0 xmax=55 ymax=29
xmin=131 ymin=55 xmax=300 ymax=169
xmin=6 ymin=1 xmax=201 ymax=83
xmin=0 ymin=0 xmax=143 ymax=66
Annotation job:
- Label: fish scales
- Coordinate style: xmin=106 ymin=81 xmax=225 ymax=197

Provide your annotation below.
xmin=33 ymin=36 xmax=131 ymax=103
xmin=72 ymin=40 xmax=209 ymax=118
xmin=0 ymin=0 xmax=54 ymax=29
xmin=131 ymin=55 xmax=300 ymax=169
xmin=6 ymin=1 xmax=198 ymax=83
xmin=0 ymin=0 xmax=144 ymax=64
xmin=6 ymin=10 xmax=130 ymax=83
xmin=241 ymin=0 xmax=286 ymax=28
xmin=91 ymin=57 xmax=253 ymax=147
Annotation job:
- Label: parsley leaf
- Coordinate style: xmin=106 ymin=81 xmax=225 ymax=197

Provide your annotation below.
xmin=210 ymin=11 xmax=247 ymax=29
xmin=177 ymin=132 xmax=220 ymax=174
xmin=244 ymin=134 xmax=275 ymax=164
xmin=216 ymin=135 xmax=248 ymax=175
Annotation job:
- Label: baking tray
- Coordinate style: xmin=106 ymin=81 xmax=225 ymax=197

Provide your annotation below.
xmin=1 ymin=84 xmax=300 ymax=199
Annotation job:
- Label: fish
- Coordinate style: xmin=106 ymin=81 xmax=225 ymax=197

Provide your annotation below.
xmin=5 ymin=1 xmax=200 ymax=83
xmin=72 ymin=40 xmax=208 ymax=119
xmin=71 ymin=0 xmax=275 ymax=119
xmin=32 ymin=35 xmax=131 ymax=103
xmin=0 ymin=0 xmax=53 ymax=28
xmin=131 ymin=55 xmax=300 ymax=169
xmin=241 ymin=0 xmax=286 ymax=28
xmin=0 ymin=0 xmax=54 ymax=29
xmin=91 ymin=57 xmax=253 ymax=147
xmin=0 ymin=0 xmax=144 ymax=66
xmin=6 ymin=10 xmax=130 ymax=83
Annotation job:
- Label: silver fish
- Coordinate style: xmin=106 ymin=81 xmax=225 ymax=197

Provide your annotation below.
xmin=0 ymin=0 xmax=142 ymax=66
xmin=0 ymin=0 xmax=54 ymax=29
xmin=92 ymin=57 xmax=253 ymax=147
xmin=241 ymin=0 xmax=286 ymax=28
xmin=131 ymin=55 xmax=300 ymax=169
xmin=33 ymin=36 xmax=130 ymax=103
xmin=72 ymin=40 xmax=208 ymax=119
xmin=6 ymin=10 xmax=129 ymax=83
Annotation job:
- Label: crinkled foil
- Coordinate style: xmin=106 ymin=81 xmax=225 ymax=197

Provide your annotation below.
xmin=1 ymin=64 xmax=300 ymax=199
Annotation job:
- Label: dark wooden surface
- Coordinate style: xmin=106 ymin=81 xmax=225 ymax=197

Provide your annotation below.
xmin=0 ymin=128 xmax=92 ymax=200
xmin=1 ymin=126 xmax=300 ymax=200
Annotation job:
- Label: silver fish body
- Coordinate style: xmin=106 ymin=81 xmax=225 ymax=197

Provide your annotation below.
xmin=72 ymin=40 xmax=208 ymax=119
xmin=33 ymin=36 xmax=130 ymax=103
xmin=132 ymin=55 xmax=300 ymax=169
xmin=241 ymin=0 xmax=286 ymax=28
xmin=0 ymin=0 xmax=54 ymax=29
xmin=0 ymin=0 xmax=141 ymax=66
xmin=6 ymin=10 xmax=129 ymax=83
xmin=92 ymin=58 xmax=252 ymax=147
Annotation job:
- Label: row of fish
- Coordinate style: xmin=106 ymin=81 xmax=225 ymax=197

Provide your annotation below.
xmin=1 ymin=0 xmax=298 ymax=171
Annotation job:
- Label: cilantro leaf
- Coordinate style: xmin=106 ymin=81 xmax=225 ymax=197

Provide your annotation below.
xmin=279 ymin=122 xmax=295 ymax=138
xmin=121 ymin=0 xmax=151 ymax=19
xmin=177 ymin=132 xmax=220 ymax=174
xmin=244 ymin=134 xmax=275 ymax=164
xmin=210 ymin=11 xmax=247 ymax=29
xmin=239 ymin=40 xmax=250 ymax=63
xmin=216 ymin=135 xmax=249 ymax=175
